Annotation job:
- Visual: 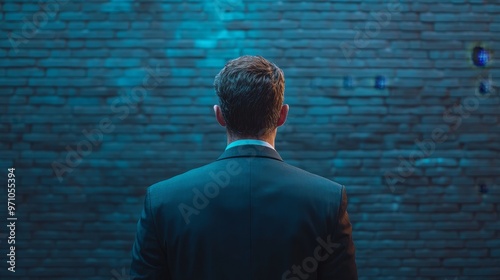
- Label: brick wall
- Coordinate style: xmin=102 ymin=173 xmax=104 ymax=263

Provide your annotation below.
xmin=1 ymin=0 xmax=499 ymax=279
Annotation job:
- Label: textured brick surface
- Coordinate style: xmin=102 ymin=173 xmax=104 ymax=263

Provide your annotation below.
xmin=1 ymin=0 xmax=499 ymax=279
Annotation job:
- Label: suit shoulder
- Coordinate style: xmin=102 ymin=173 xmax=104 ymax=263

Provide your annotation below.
xmin=281 ymin=161 xmax=344 ymax=191
xmin=148 ymin=162 xmax=216 ymax=194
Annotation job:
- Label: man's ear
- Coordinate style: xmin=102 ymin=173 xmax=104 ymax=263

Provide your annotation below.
xmin=277 ymin=104 xmax=289 ymax=127
xmin=213 ymin=105 xmax=226 ymax=127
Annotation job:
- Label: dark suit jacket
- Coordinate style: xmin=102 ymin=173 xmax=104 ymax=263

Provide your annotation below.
xmin=131 ymin=144 xmax=358 ymax=279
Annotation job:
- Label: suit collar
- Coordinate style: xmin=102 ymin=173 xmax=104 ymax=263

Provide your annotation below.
xmin=217 ymin=144 xmax=283 ymax=162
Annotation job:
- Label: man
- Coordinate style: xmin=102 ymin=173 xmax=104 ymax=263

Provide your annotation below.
xmin=130 ymin=55 xmax=358 ymax=279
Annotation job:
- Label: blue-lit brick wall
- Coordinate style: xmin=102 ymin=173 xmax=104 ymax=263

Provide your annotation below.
xmin=1 ymin=0 xmax=499 ymax=279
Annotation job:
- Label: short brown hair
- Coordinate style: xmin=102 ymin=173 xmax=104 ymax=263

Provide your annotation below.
xmin=214 ymin=55 xmax=285 ymax=137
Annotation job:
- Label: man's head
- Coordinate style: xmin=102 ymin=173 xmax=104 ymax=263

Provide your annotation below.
xmin=213 ymin=55 xmax=288 ymax=139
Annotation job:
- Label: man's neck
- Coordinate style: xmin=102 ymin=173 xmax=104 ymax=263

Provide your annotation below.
xmin=227 ymin=133 xmax=276 ymax=149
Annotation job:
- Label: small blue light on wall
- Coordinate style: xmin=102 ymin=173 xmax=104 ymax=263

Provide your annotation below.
xmin=375 ymin=75 xmax=386 ymax=89
xmin=343 ymin=76 xmax=354 ymax=89
xmin=479 ymin=80 xmax=491 ymax=94
xmin=479 ymin=184 xmax=489 ymax=194
xmin=472 ymin=46 xmax=490 ymax=67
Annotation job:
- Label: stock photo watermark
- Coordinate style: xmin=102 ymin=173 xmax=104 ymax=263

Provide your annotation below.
xmin=51 ymin=63 xmax=170 ymax=182
xmin=213 ymin=0 xmax=243 ymax=21
xmin=340 ymin=0 xmax=402 ymax=62
xmin=111 ymin=266 xmax=130 ymax=280
xmin=178 ymin=159 xmax=242 ymax=224
xmin=8 ymin=0 xmax=69 ymax=53
xmin=282 ymin=235 xmax=340 ymax=280
xmin=6 ymin=168 xmax=17 ymax=273
xmin=385 ymin=73 xmax=496 ymax=192
xmin=178 ymin=144 xmax=272 ymax=224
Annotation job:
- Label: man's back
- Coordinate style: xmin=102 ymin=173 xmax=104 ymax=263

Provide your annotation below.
xmin=130 ymin=144 xmax=357 ymax=279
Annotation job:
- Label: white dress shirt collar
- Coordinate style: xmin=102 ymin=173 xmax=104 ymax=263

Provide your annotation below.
xmin=225 ymin=139 xmax=275 ymax=150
